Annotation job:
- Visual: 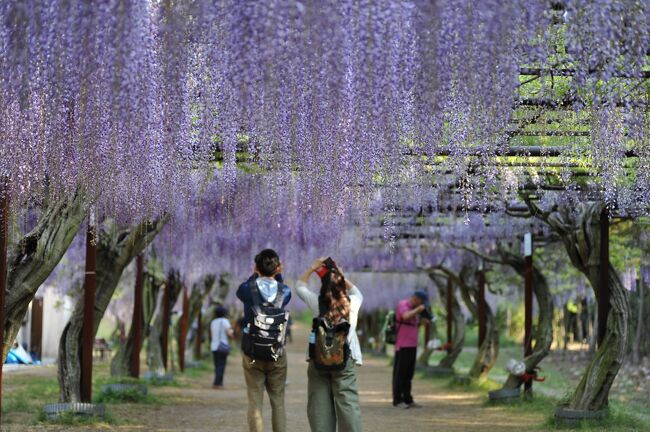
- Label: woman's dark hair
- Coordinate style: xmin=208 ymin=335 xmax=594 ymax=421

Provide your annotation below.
xmin=254 ymin=249 xmax=280 ymax=277
xmin=215 ymin=306 xmax=228 ymax=318
xmin=318 ymin=267 xmax=350 ymax=323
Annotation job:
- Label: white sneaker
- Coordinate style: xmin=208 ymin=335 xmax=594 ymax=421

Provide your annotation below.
xmin=394 ymin=402 xmax=406 ymax=408
xmin=404 ymin=402 xmax=422 ymax=409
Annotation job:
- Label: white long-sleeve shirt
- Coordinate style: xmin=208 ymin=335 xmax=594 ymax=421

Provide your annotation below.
xmin=295 ymin=280 xmax=364 ymax=366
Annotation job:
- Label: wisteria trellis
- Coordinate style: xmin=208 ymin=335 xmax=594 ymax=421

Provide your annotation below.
xmin=2 ymin=0 xmax=649 ymax=221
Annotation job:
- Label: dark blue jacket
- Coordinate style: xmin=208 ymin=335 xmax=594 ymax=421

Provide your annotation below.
xmin=236 ymin=274 xmax=291 ymax=327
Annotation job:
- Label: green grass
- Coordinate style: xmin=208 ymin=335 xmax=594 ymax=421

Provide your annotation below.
xmin=294 ymin=309 xmax=314 ymax=326
xmin=1 ymin=375 xmax=59 ymax=414
xmin=182 ymin=359 xmax=213 ymax=379
xmin=35 ymin=410 xmax=117 ymax=427
xmin=95 ymin=374 xmax=142 ymax=386
xmin=541 ymin=403 xmax=650 ymax=431
xmin=145 ymin=376 xmax=181 ymax=387
xmin=2 ymin=393 xmax=31 ymax=413
xmin=94 ymin=388 xmax=162 ymax=404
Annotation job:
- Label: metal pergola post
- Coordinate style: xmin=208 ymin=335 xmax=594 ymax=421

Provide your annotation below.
xmin=179 ymin=286 xmax=189 ymax=372
xmin=194 ymin=309 xmax=202 ymax=360
xmin=80 ymin=224 xmax=97 ymax=403
xmin=30 ymin=297 xmax=43 ymax=361
xmin=161 ymin=283 xmax=170 ymax=370
xmin=478 ymin=269 xmax=486 ymax=348
xmin=446 ymin=278 xmax=453 ymax=352
xmin=598 ymin=211 xmax=610 ymax=347
xmin=523 ymin=233 xmax=534 ymax=395
xmin=131 ymin=254 xmax=144 ymax=378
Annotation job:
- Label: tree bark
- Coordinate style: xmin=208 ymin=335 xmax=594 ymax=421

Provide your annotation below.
xmin=428 ymin=272 xmax=465 ymax=369
xmin=459 ymin=242 xmax=555 ymax=388
xmin=57 ymin=217 xmax=167 ymax=402
xmin=184 ymin=274 xmax=216 ymax=359
xmin=110 ymin=263 xmax=165 ymax=377
xmin=146 ymin=269 xmax=182 ymax=373
xmin=527 ymin=199 xmax=628 ymax=410
xmin=435 ymin=266 xmax=499 ymax=381
xmin=417 ymin=319 xmax=439 ymax=367
xmin=3 ymin=192 xmax=86 ymax=361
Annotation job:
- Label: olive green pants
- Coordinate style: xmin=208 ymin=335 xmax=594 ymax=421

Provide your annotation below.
xmin=307 ymin=359 xmax=362 ymax=432
xmin=242 ymin=353 xmax=288 ymax=432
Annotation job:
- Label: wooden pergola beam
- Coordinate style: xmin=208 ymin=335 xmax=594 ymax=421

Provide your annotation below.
xmin=519 ymin=67 xmax=650 ymax=79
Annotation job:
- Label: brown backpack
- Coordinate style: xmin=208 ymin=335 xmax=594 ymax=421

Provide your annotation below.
xmin=309 ymin=317 xmax=350 ymax=371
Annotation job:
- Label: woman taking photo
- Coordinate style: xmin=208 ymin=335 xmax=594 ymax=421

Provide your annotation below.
xmin=296 ymin=257 xmax=363 ymax=432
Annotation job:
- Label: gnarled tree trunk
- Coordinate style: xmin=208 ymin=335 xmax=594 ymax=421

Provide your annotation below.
xmin=146 ymin=270 xmax=182 ymax=373
xmin=461 ymin=243 xmax=555 ymax=389
xmin=428 ymin=272 xmax=466 ymax=369
xmin=499 ymin=248 xmax=553 ymax=390
xmin=183 ymin=274 xmax=216 ymax=359
xmin=436 ymin=266 xmax=499 ymax=381
xmin=371 ymin=309 xmax=388 ymax=355
xmin=57 ymin=218 xmax=167 ymax=402
xmin=3 ymin=192 xmax=86 ymax=361
xmin=417 ymin=319 xmax=439 ymax=367
xmin=528 ymin=200 xmax=628 ymax=411
xmin=110 ymin=261 xmax=166 ymax=377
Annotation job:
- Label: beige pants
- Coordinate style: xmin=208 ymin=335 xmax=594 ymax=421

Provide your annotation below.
xmin=241 ymin=353 xmax=288 ymax=432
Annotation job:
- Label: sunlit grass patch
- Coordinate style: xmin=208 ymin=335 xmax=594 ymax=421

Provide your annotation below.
xmin=94 ymin=387 xmax=162 ymax=405
xmin=35 ymin=409 xmax=117 ymax=427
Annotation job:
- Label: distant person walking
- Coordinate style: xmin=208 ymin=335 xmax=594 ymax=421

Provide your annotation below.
xmin=297 ymin=257 xmax=363 ymax=432
xmin=392 ymin=291 xmax=431 ymax=408
xmin=236 ymin=249 xmax=292 ymax=432
xmin=210 ymin=306 xmax=233 ymax=389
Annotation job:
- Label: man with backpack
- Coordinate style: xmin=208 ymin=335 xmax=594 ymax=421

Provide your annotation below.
xmin=392 ymin=291 xmax=431 ymax=409
xmin=236 ymin=249 xmax=292 ymax=432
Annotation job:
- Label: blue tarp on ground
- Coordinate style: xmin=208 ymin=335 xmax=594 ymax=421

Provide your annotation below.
xmin=5 ymin=345 xmax=33 ymax=364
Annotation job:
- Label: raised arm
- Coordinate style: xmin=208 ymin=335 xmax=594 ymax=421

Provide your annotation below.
xmin=401 ymin=304 xmax=425 ymax=321
xmin=299 ymin=257 xmax=327 ymax=283
xmin=296 ymin=258 xmax=327 ymax=312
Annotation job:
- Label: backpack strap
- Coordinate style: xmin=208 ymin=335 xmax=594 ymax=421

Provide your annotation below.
xmin=250 ymin=279 xmax=285 ymax=310
xmin=318 ymin=295 xmax=327 ymax=317
xmin=273 ymin=284 xmax=286 ymax=309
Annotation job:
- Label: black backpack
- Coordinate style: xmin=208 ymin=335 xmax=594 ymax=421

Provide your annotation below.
xmin=309 ymin=315 xmax=350 ymax=371
xmin=242 ymin=282 xmax=289 ymax=362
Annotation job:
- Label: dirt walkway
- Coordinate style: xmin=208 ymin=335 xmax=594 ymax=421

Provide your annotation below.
xmin=113 ymin=323 xmax=545 ymax=431
xmin=2 ymin=323 xmax=547 ymax=431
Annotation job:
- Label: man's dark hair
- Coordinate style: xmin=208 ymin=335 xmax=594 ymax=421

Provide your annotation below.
xmin=254 ymin=249 xmax=280 ymax=277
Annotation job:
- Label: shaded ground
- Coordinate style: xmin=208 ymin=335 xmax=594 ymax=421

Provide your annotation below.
xmin=10 ymin=322 xmax=650 ymax=431
xmin=541 ymin=349 xmax=650 ymax=409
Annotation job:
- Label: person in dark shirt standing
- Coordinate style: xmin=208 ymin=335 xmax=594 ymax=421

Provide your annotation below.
xmin=236 ymin=249 xmax=291 ymax=432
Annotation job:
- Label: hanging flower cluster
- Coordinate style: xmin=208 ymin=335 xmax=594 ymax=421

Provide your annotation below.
xmin=2 ymin=0 xmax=648 ymax=223
xmin=0 ymin=0 xmax=208 ymax=219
